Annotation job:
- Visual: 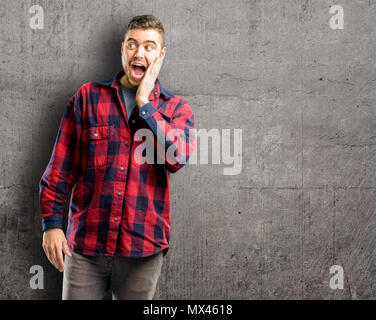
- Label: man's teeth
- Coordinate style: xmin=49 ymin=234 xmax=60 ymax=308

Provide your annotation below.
xmin=132 ymin=64 xmax=146 ymax=70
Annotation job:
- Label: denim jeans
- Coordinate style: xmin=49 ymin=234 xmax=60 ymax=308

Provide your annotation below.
xmin=62 ymin=251 xmax=164 ymax=300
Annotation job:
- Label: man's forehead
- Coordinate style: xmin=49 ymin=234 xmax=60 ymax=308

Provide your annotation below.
xmin=125 ymin=28 xmax=162 ymax=44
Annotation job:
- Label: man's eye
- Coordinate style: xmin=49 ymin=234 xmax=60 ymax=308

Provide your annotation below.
xmin=126 ymin=43 xmax=135 ymax=49
xmin=145 ymin=45 xmax=153 ymax=51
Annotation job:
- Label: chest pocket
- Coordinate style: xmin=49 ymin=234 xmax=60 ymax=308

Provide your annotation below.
xmin=85 ymin=124 xmax=112 ymax=168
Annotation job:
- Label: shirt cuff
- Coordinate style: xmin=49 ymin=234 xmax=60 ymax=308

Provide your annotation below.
xmin=139 ymin=103 xmax=158 ymax=119
xmin=42 ymin=216 xmax=63 ymax=232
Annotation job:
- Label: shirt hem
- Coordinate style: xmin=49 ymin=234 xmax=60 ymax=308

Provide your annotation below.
xmin=67 ymin=243 xmax=169 ymax=259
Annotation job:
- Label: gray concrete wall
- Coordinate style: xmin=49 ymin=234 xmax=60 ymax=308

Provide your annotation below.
xmin=1 ymin=0 xmax=376 ymax=299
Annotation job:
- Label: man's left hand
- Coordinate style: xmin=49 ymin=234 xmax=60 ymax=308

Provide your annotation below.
xmin=136 ymin=56 xmax=163 ymax=108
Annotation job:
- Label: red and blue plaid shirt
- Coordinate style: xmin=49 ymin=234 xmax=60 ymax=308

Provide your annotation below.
xmin=39 ymin=70 xmax=196 ymax=258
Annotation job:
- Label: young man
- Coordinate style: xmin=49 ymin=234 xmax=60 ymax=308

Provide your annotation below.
xmin=39 ymin=15 xmax=196 ymax=300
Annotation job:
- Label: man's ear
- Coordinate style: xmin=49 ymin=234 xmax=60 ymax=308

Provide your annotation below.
xmin=160 ymin=47 xmax=167 ymax=60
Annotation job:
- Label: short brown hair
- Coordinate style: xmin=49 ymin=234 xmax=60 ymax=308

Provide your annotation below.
xmin=124 ymin=15 xmax=165 ymax=48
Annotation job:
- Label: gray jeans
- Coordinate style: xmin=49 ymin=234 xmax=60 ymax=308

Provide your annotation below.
xmin=62 ymin=251 xmax=164 ymax=300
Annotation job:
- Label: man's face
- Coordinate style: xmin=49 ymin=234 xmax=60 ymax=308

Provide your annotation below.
xmin=121 ymin=28 xmax=166 ymax=89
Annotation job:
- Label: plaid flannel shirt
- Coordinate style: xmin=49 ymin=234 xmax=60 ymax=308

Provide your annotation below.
xmin=39 ymin=70 xmax=196 ymax=258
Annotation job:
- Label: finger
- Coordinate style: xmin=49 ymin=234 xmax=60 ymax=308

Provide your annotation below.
xmin=156 ymin=56 xmax=163 ymax=68
xmin=151 ymin=57 xmax=163 ymax=77
xmin=145 ymin=55 xmax=153 ymax=68
xmin=55 ymin=246 xmax=64 ymax=272
xmin=144 ymin=58 xmax=158 ymax=81
xmin=44 ymin=245 xmax=53 ymax=263
xmin=143 ymin=56 xmax=155 ymax=72
xmin=145 ymin=57 xmax=157 ymax=76
xmin=46 ymin=246 xmax=57 ymax=269
xmin=62 ymin=240 xmax=72 ymax=257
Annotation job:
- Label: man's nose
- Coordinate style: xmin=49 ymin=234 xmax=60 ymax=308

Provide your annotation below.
xmin=134 ymin=46 xmax=145 ymax=59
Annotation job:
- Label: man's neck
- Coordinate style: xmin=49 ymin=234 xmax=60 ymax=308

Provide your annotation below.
xmin=120 ymin=74 xmax=138 ymax=90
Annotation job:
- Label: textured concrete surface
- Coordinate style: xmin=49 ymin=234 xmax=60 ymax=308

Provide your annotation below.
xmin=1 ymin=0 xmax=376 ymax=299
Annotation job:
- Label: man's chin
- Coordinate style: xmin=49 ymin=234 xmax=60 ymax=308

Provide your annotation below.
xmin=130 ymin=74 xmax=144 ymax=84
xmin=123 ymin=73 xmax=140 ymax=89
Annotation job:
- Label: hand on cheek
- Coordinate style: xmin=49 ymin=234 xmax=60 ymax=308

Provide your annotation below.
xmin=136 ymin=55 xmax=164 ymax=108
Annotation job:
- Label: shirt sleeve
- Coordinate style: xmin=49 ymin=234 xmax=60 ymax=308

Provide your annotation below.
xmin=138 ymin=100 xmax=197 ymax=173
xmin=39 ymin=89 xmax=83 ymax=231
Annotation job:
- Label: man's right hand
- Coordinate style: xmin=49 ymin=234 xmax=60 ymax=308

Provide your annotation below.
xmin=42 ymin=228 xmax=72 ymax=272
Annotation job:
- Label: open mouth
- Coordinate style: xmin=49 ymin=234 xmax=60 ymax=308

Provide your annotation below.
xmin=130 ymin=63 xmax=147 ymax=80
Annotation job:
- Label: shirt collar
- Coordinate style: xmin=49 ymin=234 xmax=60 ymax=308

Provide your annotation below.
xmin=102 ymin=70 xmax=174 ymax=101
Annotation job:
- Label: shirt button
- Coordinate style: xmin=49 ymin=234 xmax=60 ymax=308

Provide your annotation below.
xmin=141 ymin=111 xmax=146 ymax=115
xmin=124 ymin=141 xmax=128 ymax=146
xmin=120 ymin=166 xmax=124 ymax=171
xmin=94 ymin=133 xmax=98 ymax=137
xmin=114 ymin=217 xmax=118 ymax=222
xmin=117 ymin=191 xmax=121 ymax=196
xmin=131 ymin=119 xmax=136 ymax=124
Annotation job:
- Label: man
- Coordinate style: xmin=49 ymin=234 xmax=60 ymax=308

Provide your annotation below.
xmin=39 ymin=15 xmax=196 ymax=300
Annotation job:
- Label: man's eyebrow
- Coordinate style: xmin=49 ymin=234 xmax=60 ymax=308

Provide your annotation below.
xmin=126 ymin=38 xmax=157 ymax=46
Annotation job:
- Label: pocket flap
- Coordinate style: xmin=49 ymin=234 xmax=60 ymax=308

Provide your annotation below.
xmin=87 ymin=125 xmax=110 ymax=141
